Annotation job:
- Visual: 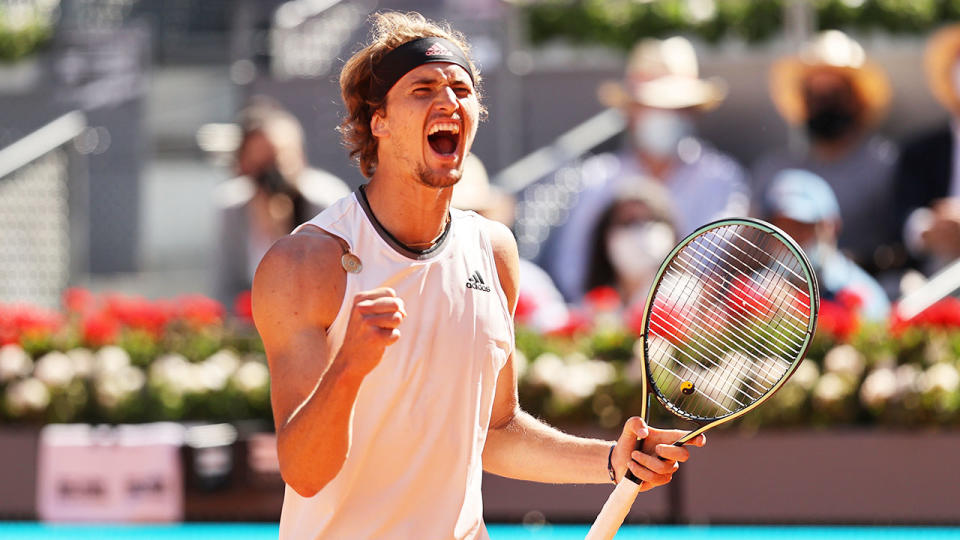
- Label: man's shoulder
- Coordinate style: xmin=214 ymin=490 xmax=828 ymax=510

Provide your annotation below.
xmin=254 ymin=227 xmax=348 ymax=327
xmin=470 ymin=215 xmax=519 ymax=309
xmin=483 ymin=218 xmax=517 ymax=252
xmin=258 ymin=227 xmax=347 ymax=284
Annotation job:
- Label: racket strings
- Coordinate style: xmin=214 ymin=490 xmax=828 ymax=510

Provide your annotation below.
xmin=646 ymin=295 xmax=784 ymax=413
xmin=680 ymin=235 xmax=809 ymax=345
xmin=663 ymin=253 xmax=805 ymax=360
xmin=726 ymin=227 xmax=810 ymax=286
xmin=695 ymin=232 xmax=810 ymax=329
xmin=648 ymin=301 xmax=790 ymax=417
xmin=673 ymin=244 xmax=807 ymax=351
xmin=660 ymin=240 xmax=804 ymax=392
xmin=699 ymin=232 xmax=811 ymax=351
xmin=646 ymin=223 xmax=814 ymax=420
xmin=647 ymin=303 xmax=774 ymax=399
xmin=646 ymin=351 xmax=736 ymax=413
xmin=667 ymin=252 xmax=804 ymax=354
xmin=646 ymin=293 xmax=789 ymax=410
xmin=656 ymin=234 xmax=808 ymax=412
xmin=719 ymin=228 xmax=811 ymax=322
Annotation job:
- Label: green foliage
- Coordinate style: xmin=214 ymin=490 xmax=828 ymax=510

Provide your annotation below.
xmin=524 ymin=0 xmax=960 ymax=49
xmin=0 ymin=8 xmax=52 ymax=63
xmin=517 ymin=319 xmax=960 ymax=430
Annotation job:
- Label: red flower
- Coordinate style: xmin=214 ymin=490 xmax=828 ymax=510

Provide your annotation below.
xmin=18 ymin=305 xmax=62 ymax=334
xmin=83 ymin=311 xmax=120 ymax=346
xmin=891 ymin=297 xmax=960 ymax=333
xmin=63 ymin=287 xmax=96 ymax=314
xmin=647 ymin=297 xmax=691 ymax=344
xmin=234 ymin=291 xmax=254 ymax=323
xmin=791 ymin=290 xmax=813 ymax=320
xmin=626 ymin=303 xmax=646 ymax=336
xmin=104 ymin=294 xmax=173 ymax=337
xmin=817 ymin=298 xmax=858 ymax=341
xmin=0 ymin=304 xmax=63 ymax=344
xmin=835 ymin=289 xmax=864 ymax=312
xmin=0 ymin=305 xmax=14 ymax=344
xmin=726 ymin=276 xmax=774 ymax=319
xmin=583 ymin=286 xmax=621 ymax=313
xmin=177 ymin=294 xmax=224 ymax=328
xmin=545 ymin=309 xmax=591 ymax=338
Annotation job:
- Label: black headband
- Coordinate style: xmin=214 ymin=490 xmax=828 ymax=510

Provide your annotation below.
xmin=370 ymin=37 xmax=475 ymax=100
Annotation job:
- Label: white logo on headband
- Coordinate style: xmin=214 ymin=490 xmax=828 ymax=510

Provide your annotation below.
xmin=425 ymin=43 xmax=453 ymax=56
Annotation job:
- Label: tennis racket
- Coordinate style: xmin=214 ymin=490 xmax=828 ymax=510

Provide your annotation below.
xmin=586 ymin=218 xmax=819 ymax=540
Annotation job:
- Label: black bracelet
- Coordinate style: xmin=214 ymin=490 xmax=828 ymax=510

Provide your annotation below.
xmin=607 ymin=444 xmax=617 ymax=484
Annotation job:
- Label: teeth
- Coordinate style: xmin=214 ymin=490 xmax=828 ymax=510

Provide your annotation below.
xmin=428 ymin=122 xmax=460 ymax=136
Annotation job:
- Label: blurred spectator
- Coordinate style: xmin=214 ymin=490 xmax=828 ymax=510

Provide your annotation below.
xmin=583 ymin=180 xmax=677 ymax=311
xmin=894 ymin=24 xmax=960 ymax=275
xmin=214 ymin=97 xmax=350 ymax=304
xmin=452 ymin=154 xmax=570 ymax=333
xmin=753 ymin=30 xmax=901 ymax=283
xmin=545 ymin=36 xmax=750 ymax=302
xmin=764 ymin=169 xmax=890 ymax=321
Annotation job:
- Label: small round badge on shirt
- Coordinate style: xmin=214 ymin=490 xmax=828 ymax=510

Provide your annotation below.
xmin=341 ymin=252 xmax=363 ymax=274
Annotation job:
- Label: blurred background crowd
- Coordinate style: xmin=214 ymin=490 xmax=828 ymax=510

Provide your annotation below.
xmin=5 ymin=0 xmax=960 ymax=527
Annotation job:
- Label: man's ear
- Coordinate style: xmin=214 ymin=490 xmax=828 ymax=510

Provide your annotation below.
xmin=370 ymin=110 xmax=389 ymax=138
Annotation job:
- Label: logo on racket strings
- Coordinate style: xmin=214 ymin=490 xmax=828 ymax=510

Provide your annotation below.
xmin=466 ymin=271 xmax=491 ymax=292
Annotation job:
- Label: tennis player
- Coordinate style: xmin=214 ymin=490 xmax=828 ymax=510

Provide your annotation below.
xmin=252 ymin=12 xmax=705 ymax=539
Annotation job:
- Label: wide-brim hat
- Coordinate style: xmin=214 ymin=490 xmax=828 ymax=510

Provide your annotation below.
xmin=598 ymin=36 xmax=727 ymax=111
xmin=770 ymin=30 xmax=891 ymax=127
xmin=925 ymin=24 xmax=960 ymax=114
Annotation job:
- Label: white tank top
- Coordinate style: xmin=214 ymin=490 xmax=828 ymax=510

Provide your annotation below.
xmin=280 ymin=190 xmax=514 ymax=539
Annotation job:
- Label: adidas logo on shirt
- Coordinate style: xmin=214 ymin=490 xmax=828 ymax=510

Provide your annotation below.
xmin=466 ymin=271 xmax=491 ymax=292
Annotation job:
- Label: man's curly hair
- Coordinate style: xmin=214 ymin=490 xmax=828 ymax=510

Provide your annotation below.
xmin=338 ymin=12 xmax=485 ymax=178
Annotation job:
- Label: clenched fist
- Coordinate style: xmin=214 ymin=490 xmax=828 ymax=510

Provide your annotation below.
xmin=337 ymin=287 xmax=407 ymax=377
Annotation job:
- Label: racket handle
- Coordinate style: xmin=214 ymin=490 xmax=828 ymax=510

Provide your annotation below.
xmin=585 ymin=476 xmax=642 ymax=540
xmin=622 ymin=437 xmax=646 ymax=484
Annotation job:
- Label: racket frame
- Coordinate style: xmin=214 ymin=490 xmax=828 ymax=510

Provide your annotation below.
xmin=635 ymin=217 xmax=820 ymax=445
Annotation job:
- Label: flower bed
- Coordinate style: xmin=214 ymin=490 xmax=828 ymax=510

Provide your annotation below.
xmin=0 ymin=289 xmax=270 ymax=426
xmin=515 ymin=287 xmax=960 ymax=432
xmin=3 ymin=287 xmax=960 ymax=432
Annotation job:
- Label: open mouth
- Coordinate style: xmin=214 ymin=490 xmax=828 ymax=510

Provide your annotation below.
xmin=427 ymin=121 xmax=461 ymax=157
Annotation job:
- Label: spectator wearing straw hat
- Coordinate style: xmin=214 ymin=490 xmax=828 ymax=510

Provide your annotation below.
xmin=752 ymin=30 xmax=901 ymax=286
xmin=894 ymin=24 xmax=960 ymax=275
xmin=545 ymin=36 xmax=750 ymax=302
xmin=765 ymin=169 xmax=890 ymax=321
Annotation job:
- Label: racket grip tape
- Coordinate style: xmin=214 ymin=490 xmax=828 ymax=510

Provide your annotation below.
xmin=585 ymin=476 xmax=643 ymax=540
xmin=622 ymin=437 xmax=645 ymax=484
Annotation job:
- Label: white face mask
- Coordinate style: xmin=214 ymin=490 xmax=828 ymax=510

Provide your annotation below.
xmin=631 ymin=109 xmax=694 ymax=158
xmin=606 ymin=221 xmax=676 ymax=283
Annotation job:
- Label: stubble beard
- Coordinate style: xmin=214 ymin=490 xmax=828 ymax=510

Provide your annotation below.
xmin=415 ymin=163 xmax=462 ymax=189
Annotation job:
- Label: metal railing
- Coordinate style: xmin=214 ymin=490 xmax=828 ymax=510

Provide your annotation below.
xmin=494 ymin=107 xmax=625 ymax=260
xmin=0 ymin=111 xmax=88 ymax=308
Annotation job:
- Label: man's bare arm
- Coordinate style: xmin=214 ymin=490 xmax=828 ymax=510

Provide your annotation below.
xmin=479 ymin=220 xmax=702 ymax=487
xmin=252 ymin=229 xmax=405 ymax=496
